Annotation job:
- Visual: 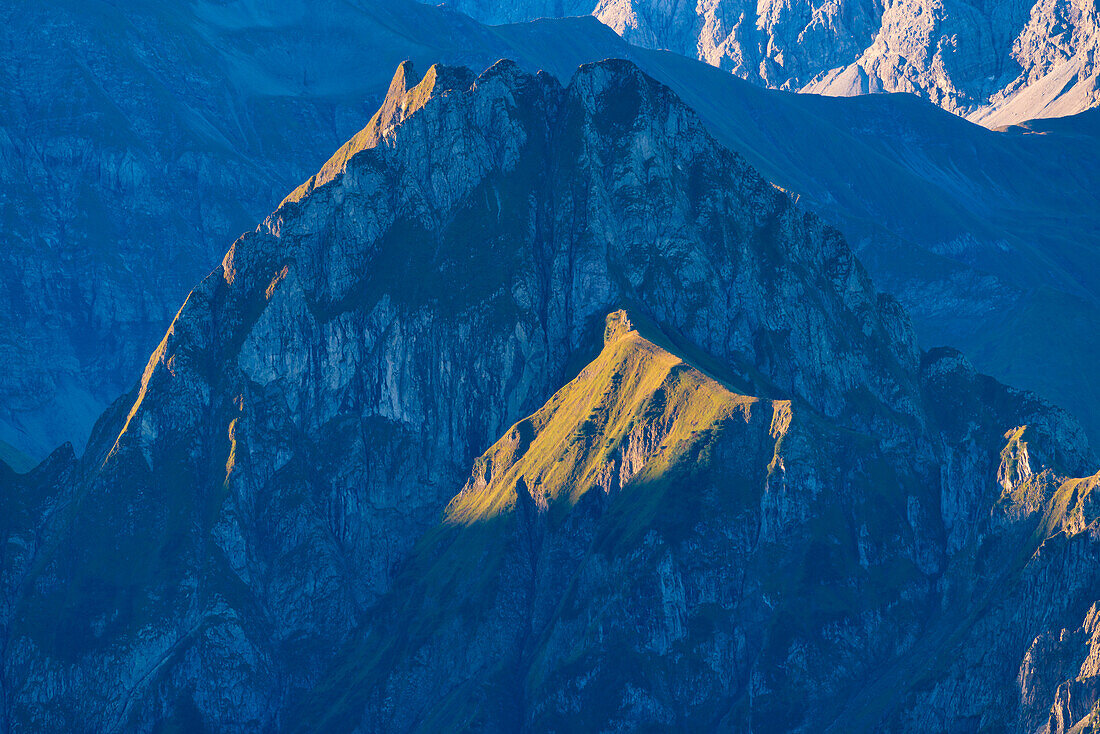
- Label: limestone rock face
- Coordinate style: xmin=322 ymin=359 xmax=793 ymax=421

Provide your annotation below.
xmin=434 ymin=0 xmax=1100 ymax=124
xmin=2 ymin=58 xmax=1099 ymax=732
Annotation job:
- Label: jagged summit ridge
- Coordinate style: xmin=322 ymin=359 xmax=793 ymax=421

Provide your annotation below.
xmin=282 ymin=60 xmax=479 ymax=205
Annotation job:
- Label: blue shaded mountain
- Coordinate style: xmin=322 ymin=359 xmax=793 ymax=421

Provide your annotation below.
xmin=2 ymin=58 xmax=1098 ymax=733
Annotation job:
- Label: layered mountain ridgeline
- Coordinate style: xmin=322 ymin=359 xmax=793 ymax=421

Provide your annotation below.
xmin=4 ymin=0 xmax=1099 ymax=467
xmin=431 ymin=0 xmax=1100 ymax=126
xmin=2 ymin=58 xmax=1099 ymax=732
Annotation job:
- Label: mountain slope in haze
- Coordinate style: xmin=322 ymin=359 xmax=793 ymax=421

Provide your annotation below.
xmin=4 ymin=0 xmax=1099 ymax=465
xmin=2 ymin=58 xmax=1099 ymax=733
xmin=433 ymin=0 xmax=1100 ymax=126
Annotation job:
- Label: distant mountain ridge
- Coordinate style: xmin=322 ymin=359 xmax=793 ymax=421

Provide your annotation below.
xmin=3 ymin=57 xmax=1100 ymax=733
xmin=432 ymin=0 xmax=1100 ymax=126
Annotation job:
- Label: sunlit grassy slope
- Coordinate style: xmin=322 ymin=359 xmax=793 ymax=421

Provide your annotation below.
xmin=445 ymin=309 xmax=776 ymax=527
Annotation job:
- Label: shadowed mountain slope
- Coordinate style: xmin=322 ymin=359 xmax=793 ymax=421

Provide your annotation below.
xmin=1 ymin=58 xmax=1099 ymax=733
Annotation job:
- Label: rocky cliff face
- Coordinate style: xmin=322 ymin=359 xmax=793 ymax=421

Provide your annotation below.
xmin=2 ymin=58 xmax=1098 ymax=732
xmin=433 ymin=0 xmax=1100 ymax=125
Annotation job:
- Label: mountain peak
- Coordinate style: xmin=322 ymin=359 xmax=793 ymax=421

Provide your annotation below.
xmin=280 ymin=55 xmax=696 ymax=209
xmin=446 ymin=307 xmax=770 ymax=528
xmin=602 ymin=308 xmax=635 ymax=345
xmin=281 ymin=60 xmax=478 ymax=205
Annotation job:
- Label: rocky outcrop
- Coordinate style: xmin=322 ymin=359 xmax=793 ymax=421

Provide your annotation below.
xmin=2 ymin=57 xmax=1099 ymax=732
xmin=434 ymin=0 xmax=1100 ymax=125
